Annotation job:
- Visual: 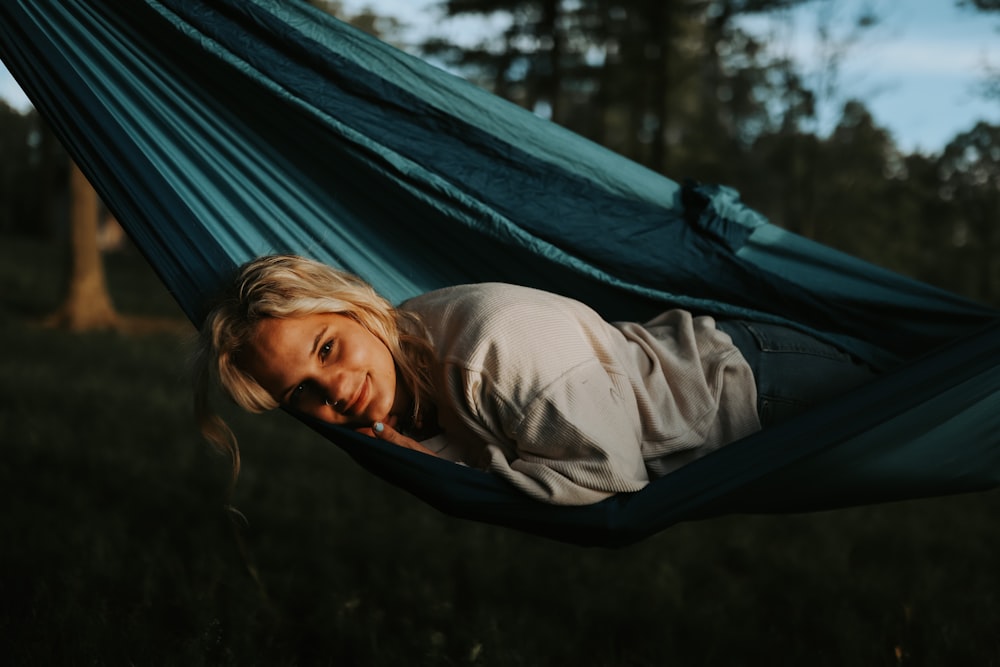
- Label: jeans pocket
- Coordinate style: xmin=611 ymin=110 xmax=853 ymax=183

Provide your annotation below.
xmin=758 ymin=394 xmax=813 ymax=429
xmin=744 ymin=321 xmax=855 ymax=361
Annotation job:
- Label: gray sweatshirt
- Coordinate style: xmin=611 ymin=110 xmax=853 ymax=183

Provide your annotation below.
xmin=401 ymin=283 xmax=761 ymax=505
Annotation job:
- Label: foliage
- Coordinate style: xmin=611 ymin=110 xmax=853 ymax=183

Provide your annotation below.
xmin=418 ymin=0 xmax=1000 ymax=305
xmin=960 ymin=0 xmax=1000 ymax=10
xmin=936 ymin=122 xmax=1000 ymax=303
xmin=0 ymin=103 xmax=65 ymax=238
xmin=1 ymin=4 xmax=999 ymax=662
xmin=307 ymin=0 xmax=406 ymax=43
xmin=2 ymin=2 xmax=997 ymax=303
xmin=959 ymin=0 xmax=1000 ymax=103
xmin=424 ymin=1 xmax=822 ymax=171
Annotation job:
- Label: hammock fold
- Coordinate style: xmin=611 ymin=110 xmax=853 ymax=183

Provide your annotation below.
xmin=2 ymin=0 xmax=998 ymax=546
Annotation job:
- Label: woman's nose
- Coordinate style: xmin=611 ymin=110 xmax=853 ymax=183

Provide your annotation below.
xmin=316 ymin=371 xmax=346 ymax=406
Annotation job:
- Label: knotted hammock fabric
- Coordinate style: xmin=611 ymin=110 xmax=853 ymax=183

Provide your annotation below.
xmin=2 ymin=0 xmax=998 ymax=547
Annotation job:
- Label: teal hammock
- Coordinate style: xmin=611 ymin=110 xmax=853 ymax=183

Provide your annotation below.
xmin=2 ymin=0 xmax=998 ymax=547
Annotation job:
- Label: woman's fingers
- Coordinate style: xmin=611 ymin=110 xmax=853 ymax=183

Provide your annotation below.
xmin=359 ymin=420 xmax=437 ymax=457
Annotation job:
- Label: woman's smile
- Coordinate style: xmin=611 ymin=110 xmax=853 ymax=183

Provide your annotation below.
xmin=341 ymin=375 xmax=370 ymax=416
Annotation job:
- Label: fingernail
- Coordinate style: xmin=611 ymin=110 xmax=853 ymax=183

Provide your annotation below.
xmin=373 ymin=421 xmax=384 ymax=434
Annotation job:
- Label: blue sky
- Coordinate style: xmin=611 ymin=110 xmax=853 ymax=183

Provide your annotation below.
xmin=3 ymin=0 xmax=997 ymax=154
xmin=741 ymin=0 xmax=1000 ymax=152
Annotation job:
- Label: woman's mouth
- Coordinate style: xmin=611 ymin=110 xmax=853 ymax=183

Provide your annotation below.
xmin=345 ymin=375 xmax=370 ymax=416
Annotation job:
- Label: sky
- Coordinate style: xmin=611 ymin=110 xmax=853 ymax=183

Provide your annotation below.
xmin=741 ymin=0 xmax=1000 ymax=153
xmin=2 ymin=0 xmax=998 ymax=154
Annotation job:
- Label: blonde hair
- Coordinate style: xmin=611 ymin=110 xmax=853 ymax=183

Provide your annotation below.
xmin=194 ymin=254 xmax=435 ymax=480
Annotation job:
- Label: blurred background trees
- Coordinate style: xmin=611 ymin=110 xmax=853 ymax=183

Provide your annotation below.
xmin=1 ymin=6 xmax=997 ymax=663
xmin=0 ymin=2 xmax=406 ymax=332
xmin=0 ymin=101 xmax=65 ymax=240
xmin=1 ymin=0 xmax=997 ymax=305
xmin=418 ymin=0 xmax=1000 ymax=305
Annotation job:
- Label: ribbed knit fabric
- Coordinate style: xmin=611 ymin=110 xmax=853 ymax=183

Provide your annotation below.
xmin=402 ymin=284 xmax=761 ymax=505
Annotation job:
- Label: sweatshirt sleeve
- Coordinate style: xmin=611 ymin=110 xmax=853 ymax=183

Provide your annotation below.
xmin=477 ymin=359 xmax=651 ymax=506
xmin=405 ymin=283 xmax=653 ymax=506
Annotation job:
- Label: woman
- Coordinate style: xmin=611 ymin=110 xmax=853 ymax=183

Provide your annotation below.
xmin=195 ymin=254 xmax=877 ymax=505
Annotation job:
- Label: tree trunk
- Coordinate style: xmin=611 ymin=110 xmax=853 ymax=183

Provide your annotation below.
xmin=45 ymin=161 xmax=118 ymax=331
xmin=647 ymin=0 xmax=670 ymax=174
xmin=540 ymin=0 xmax=562 ymax=123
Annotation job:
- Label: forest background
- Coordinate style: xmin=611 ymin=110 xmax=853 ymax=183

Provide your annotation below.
xmin=1 ymin=1 xmax=999 ymax=665
xmin=3 ymin=0 xmax=1000 ymax=306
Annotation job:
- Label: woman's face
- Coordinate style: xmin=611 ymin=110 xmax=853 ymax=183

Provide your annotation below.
xmin=242 ymin=312 xmax=402 ymax=428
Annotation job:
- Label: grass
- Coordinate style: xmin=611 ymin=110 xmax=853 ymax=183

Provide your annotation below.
xmin=1 ymin=235 xmax=999 ymax=665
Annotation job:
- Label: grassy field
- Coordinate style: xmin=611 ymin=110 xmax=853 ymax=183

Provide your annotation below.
xmin=1 ymin=235 xmax=998 ymax=666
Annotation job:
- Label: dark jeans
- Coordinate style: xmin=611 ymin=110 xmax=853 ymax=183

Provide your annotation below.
xmin=715 ymin=320 xmax=878 ymax=428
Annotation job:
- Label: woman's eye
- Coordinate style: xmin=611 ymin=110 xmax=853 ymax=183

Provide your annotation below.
xmin=291 ymin=383 xmax=306 ymax=400
xmin=320 ymin=340 xmax=333 ymax=359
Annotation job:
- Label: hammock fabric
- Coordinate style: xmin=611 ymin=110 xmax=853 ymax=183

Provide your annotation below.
xmin=2 ymin=0 xmax=998 ymax=547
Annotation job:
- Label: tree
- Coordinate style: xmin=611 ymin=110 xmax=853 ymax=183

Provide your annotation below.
xmin=0 ymin=103 xmax=121 ymax=331
xmin=958 ymin=0 xmax=1000 ymax=102
xmin=419 ymin=0 xmax=998 ymax=304
xmin=422 ymin=0 xmax=822 ymax=179
xmin=890 ymin=150 xmax=963 ymax=293
xmin=936 ymin=122 xmax=1000 ymax=304
xmin=307 ymin=0 xmax=405 ymax=42
xmin=959 ymin=0 xmax=1000 ymax=9
xmin=0 ymin=105 xmax=66 ymax=238
xmin=35 ymin=2 xmax=406 ymax=333
xmin=421 ymin=0 xmax=583 ymax=123
xmin=671 ymin=0 xmax=815 ymax=183
xmin=44 ymin=160 xmax=119 ymax=331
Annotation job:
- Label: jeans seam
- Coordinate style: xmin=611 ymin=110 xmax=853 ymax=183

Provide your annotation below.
xmin=743 ymin=322 xmax=852 ymax=361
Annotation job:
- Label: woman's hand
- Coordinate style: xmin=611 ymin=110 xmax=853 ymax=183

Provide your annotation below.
xmin=355 ymin=420 xmax=438 ymax=457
